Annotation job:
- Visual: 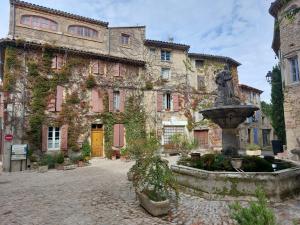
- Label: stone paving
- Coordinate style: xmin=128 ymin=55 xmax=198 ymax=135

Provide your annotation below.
xmin=0 ymin=158 xmax=300 ymax=225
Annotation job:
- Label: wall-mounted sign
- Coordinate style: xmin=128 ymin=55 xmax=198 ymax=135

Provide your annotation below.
xmin=11 ymin=144 xmax=27 ymax=160
xmin=5 ymin=134 xmax=13 ymax=141
xmin=10 ymin=144 xmax=28 ymax=172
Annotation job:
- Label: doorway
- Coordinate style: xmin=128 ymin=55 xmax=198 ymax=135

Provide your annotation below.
xmin=91 ymin=124 xmax=104 ymax=157
xmin=194 ymin=130 xmax=209 ymax=148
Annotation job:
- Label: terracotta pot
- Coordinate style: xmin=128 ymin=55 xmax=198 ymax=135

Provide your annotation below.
xmin=136 ymin=191 xmax=170 ymax=217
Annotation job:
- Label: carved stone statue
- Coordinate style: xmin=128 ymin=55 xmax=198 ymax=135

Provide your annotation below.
xmin=214 ymin=65 xmax=240 ymax=106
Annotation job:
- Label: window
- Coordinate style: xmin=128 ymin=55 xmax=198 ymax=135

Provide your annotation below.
xmin=113 ymin=91 xmax=120 ymax=111
xmin=51 ymin=55 xmax=64 ymax=70
xmin=68 ymin=25 xmax=98 ymax=38
xmin=164 ymin=126 xmax=185 ymax=144
xmin=197 ymin=76 xmax=205 ymax=90
xmin=21 ymin=15 xmax=58 ymax=31
xmin=150 ymin=48 xmax=156 ymax=54
xmin=289 ymin=57 xmax=300 ymax=83
xmin=48 ymin=127 xmax=60 ymax=150
xmin=121 ymin=34 xmax=130 ymax=45
xmin=161 ymin=50 xmax=171 ymax=61
xmin=163 ymin=93 xmax=172 ymax=110
xmin=195 ymin=60 xmax=204 ymax=69
xmin=161 ymin=68 xmax=170 ymax=80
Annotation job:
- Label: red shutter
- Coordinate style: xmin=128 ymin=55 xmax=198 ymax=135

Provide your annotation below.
xmin=91 ymin=88 xmax=100 ymax=112
xmin=119 ymin=124 xmax=125 ymax=147
xmin=120 ymin=64 xmax=126 ymax=77
xmin=108 ymin=89 xmax=114 ymax=112
xmin=113 ymin=124 xmax=120 ymax=147
xmin=51 ymin=56 xmax=57 ymax=69
xmin=57 ymin=55 xmax=63 ymax=69
xmin=119 ymin=90 xmax=125 ymax=112
xmin=173 ymin=93 xmax=179 ymax=112
xmin=60 ymin=124 xmax=68 ymax=151
xmin=113 ymin=124 xmax=125 ymax=147
xmin=42 ymin=125 xmax=48 ymax=152
xmin=92 ymin=60 xmax=99 ymax=74
xmin=99 ymin=90 xmax=104 ymax=112
xmin=157 ymin=92 xmax=163 ymax=112
xmin=56 ymin=85 xmax=64 ymax=112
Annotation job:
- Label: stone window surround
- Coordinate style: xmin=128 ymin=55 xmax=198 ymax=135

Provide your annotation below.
xmin=161 ymin=67 xmax=171 ymax=80
xmin=18 ymin=14 xmax=104 ymax=43
xmin=288 ymin=56 xmax=300 ymax=83
xmin=68 ymin=25 xmax=98 ymax=39
xmin=161 ymin=49 xmax=171 ymax=61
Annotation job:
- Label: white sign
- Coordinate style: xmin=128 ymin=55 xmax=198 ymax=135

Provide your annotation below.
xmin=12 ymin=144 xmax=27 ymax=155
xmin=11 ymin=144 xmax=27 ymax=161
xmin=11 ymin=154 xmax=26 ymax=160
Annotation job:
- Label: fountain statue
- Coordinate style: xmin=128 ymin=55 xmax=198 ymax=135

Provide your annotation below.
xmin=200 ymin=64 xmax=258 ymax=156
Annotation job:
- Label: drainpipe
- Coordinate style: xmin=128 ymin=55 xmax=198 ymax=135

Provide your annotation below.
xmin=108 ymin=28 xmax=111 ymax=55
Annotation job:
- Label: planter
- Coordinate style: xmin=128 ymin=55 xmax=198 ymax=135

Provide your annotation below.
xmin=231 ymin=158 xmax=243 ymax=169
xmin=136 ymin=191 xmax=170 ymax=216
xmin=38 ymin=165 xmax=48 ymax=173
xmin=63 ymin=164 xmax=77 ymax=170
xmin=246 ymin=150 xmax=262 ymax=156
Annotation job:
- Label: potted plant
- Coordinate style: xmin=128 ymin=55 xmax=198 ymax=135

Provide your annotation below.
xmin=246 ymin=144 xmax=262 ymax=156
xmin=130 ymin=136 xmax=178 ymax=216
xmin=54 ymin=152 xmax=65 ymax=170
xmin=81 ymin=140 xmax=91 ymax=161
xmin=120 ymin=147 xmax=128 ymax=161
xmin=38 ymin=154 xmax=54 ymax=173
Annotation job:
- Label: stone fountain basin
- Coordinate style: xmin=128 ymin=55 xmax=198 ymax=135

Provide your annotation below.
xmin=200 ymin=105 xmax=259 ymax=129
xmin=171 ymin=164 xmax=300 ymax=202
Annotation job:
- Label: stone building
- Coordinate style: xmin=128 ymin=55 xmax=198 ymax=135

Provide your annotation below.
xmin=238 ymin=84 xmax=275 ymax=150
xmin=0 ymin=0 xmax=243 ymax=171
xmin=270 ymin=0 xmax=300 ymax=154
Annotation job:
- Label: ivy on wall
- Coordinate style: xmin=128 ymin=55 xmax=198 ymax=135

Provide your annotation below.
xmin=3 ymin=47 xmax=20 ymax=92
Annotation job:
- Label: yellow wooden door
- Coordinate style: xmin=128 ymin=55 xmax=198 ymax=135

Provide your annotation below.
xmin=91 ymin=130 xmax=104 ymax=157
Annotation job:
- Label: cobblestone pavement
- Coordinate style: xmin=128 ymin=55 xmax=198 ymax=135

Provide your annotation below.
xmin=1 ymin=158 xmax=300 ymax=225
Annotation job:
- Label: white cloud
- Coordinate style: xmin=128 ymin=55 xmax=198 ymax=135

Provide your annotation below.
xmin=0 ymin=0 xmax=277 ymax=101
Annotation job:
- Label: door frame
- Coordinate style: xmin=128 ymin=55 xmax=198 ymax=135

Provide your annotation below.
xmin=91 ymin=123 xmax=104 ymax=157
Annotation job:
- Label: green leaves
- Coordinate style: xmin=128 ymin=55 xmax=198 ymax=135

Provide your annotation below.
xmin=230 ymin=188 xmax=276 ymax=225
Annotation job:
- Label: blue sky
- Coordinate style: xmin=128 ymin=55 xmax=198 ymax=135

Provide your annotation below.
xmin=0 ymin=0 xmax=277 ymax=102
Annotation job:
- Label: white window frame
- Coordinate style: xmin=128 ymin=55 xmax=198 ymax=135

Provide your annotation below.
xmin=161 ymin=50 xmax=171 ymax=61
xmin=48 ymin=127 xmax=60 ymax=150
xmin=121 ymin=34 xmax=130 ymax=45
xmin=289 ymin=56 xmax=300 ymax=83
xmin=113 ymin=91 xmax=120 ymax=111
xmin=163 ymin=92 xmax=172 ymax=111
xmin=161 ymin=68 xmax=170 ymax=80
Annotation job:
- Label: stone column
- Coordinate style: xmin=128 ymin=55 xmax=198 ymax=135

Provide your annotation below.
xmin=222 ymin=128 xmax=239 ymax=153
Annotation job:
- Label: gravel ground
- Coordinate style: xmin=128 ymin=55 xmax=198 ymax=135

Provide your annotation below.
xmin=0 ymin=157 xmax=300 ymax=225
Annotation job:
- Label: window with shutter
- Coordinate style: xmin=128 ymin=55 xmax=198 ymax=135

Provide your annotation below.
xmin=56 ymin=86 xmax=64 ymax=112
xmin=113 ymin=124 xmax=125 ymax=147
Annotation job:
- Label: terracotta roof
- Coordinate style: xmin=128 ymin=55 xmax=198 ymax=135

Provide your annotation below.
xmin=144 ymin=39 xmax=190 ymax=51
xmin=239 ymin=84 xmax=263 ymax=94
xmin=0 ymin=38 xmax=145 ymax=66
xmin=10 ymin=0 xmax=109 ymax=27
xmin=188 ymin=53 xmax=241 ymax=66
xmin=109 ymin=26 xmax=146 ymax=29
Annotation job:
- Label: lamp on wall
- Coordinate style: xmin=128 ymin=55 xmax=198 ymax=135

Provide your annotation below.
xmin=266 ymin=71 xmax=272 ymax=84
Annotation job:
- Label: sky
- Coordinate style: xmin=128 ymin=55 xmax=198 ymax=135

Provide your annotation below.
xmin=0 ymin=0 xmax=277 ymax=102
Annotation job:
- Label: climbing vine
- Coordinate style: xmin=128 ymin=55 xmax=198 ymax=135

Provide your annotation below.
xmin=3 ymin=47 xmax=20 ymax=92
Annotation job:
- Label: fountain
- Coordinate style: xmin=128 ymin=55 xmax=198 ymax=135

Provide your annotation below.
xmin=200 ymin=65 xmax=258 ymax=155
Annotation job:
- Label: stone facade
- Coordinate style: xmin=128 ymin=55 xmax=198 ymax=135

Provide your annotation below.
xmin=270 ymin=0 xmax=300 ymax=154
xmin=238 ymin=84 xmax=275 ymax=150
xmin=0 ymin=0 xmax=247 ymax=171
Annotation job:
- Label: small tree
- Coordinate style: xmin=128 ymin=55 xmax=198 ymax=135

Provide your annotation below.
xmin=170 ymin=134 xmax=198 ymax=156
xmin=230 ymin=188 xmax=276 ymax=225
xmin=270 ymin=65 xmax=286 ymax=144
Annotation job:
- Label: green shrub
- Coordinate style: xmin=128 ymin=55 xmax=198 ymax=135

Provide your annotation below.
xmin=55 ymin=152 xmax=64 ymax=164
xmin=86 ymin=75 xmax=97 ymax=88
xmin=230 ymin=188 xmax=276 ymax=225
xmin=81 ymin=140 xmax=91 ymax=158
xmin=246 ymin=144 xmax=261 ymax=150
xmin=39 ymin=154 xmax=55 ymax=168
xmin=242 ymin=156 xmax=273 ymax=172
xmin=120 ymin=147 xmax=128 ymax=156
xmin=70 ymin=154 xmax=84 ymax=164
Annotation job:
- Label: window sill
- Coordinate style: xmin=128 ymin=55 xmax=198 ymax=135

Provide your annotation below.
xmin=161 ymin=60 xmax=172 ymax=63
xmin=286 ymin=82 xmax=300 ymax=87
xmin=47 ymin=148 xmax=60 ymax=151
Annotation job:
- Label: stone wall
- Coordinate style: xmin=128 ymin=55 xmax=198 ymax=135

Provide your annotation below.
xmin=275 ymin=0 xmax=300 ymax=153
